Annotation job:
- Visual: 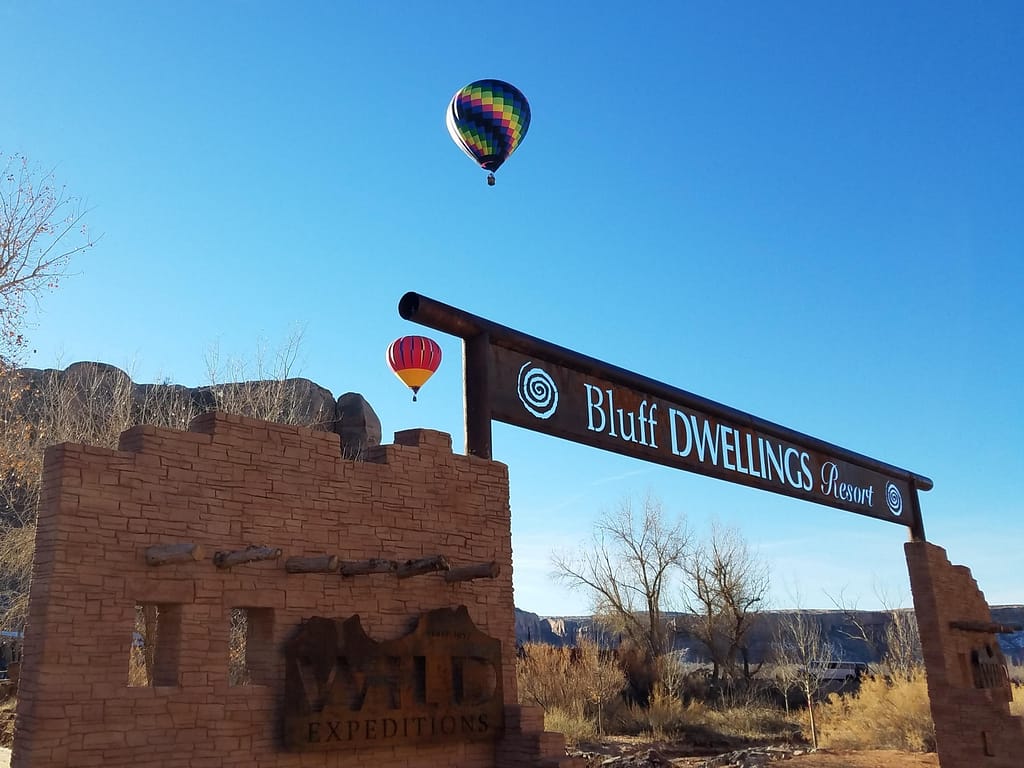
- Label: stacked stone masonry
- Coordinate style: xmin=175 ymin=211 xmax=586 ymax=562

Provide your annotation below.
xmin=905 ymin=541 xmax=1024 ymax=768
xmin=13 ymin=412 xmax=569 ymax=767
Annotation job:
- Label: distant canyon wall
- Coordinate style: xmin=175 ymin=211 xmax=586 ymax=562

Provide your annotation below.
xmin=515 ymin=606 xmax=1024 ymax=665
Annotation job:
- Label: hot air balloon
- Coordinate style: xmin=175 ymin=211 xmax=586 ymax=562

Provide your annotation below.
xmin=387 ymin=336 xmax=442 ymax=401
xmin=446 ymin=79 xmax=531 ymax=186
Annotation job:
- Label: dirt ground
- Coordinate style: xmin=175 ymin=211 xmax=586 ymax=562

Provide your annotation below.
xmin=576 ymin=736 xmax=940 ymax=768
xmin=671 ymin=750 xmax=938 ymax=767
xmin=0 ymin=746 xmax=938 ymax=768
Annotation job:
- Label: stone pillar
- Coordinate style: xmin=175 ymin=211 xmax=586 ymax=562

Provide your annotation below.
xmin=905 ymin=541 xmax=1024 ymax=767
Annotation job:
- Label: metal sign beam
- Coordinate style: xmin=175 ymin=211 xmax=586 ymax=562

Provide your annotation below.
xmin=399 ymin=292 xmax=930 ymax=539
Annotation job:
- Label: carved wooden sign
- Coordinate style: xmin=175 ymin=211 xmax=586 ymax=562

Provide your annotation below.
xmin=283 ymin=606 xmax=504 ymax=751
xmin=491 ymin=345 xmax=919 ymax=528
xmin=397 ymin=292 xmax=932 ymax=538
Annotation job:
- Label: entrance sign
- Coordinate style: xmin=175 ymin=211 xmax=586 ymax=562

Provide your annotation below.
xmin=284 ymin=606 xmax=503 ymax=751
xmin=399 ymin=292 xmax=931 ymax=537
xmin=493 ymin=346 xmax=912 ymax=524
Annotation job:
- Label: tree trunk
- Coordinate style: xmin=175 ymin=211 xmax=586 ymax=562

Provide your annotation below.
xmin=805 ymin=688 xmax=818 ymax=749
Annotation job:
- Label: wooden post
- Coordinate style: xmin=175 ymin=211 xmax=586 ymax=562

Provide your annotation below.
xmin=339 ymin=559 xmax=398 ymax=577
xmin=444 ymin=561 xmax=500 ymax=583
xmin=397 ymin=555 xmax=450 ymax=579
xmin=465 ymin=332 xmax=492 ymax=459
xmin=213 ymin=546 xmax=282 ymax=569
xmin=285 ymin=555 xmax=339 ymax=574
xmin=145 ymin=543 xmax=205 ymax=566
xmin=908 ymin=481 xmax=927 ymax=542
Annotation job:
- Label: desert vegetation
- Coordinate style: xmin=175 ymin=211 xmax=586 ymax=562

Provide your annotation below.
xmin=540 ymin=494 xmax=1024 ymax=755
xmin=516 ymin=641 xmax=1024 ymax=753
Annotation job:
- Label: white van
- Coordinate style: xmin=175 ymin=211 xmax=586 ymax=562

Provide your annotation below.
xmin=805 ymin=660 xmax=868 ymax=681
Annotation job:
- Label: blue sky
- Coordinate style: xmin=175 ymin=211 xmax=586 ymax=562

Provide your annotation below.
xmin=3 ymin=1 xmax=1021 ymax=615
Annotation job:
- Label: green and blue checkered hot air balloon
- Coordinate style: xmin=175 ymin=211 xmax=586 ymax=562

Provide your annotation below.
xmin=446 ymin=79 xmax=531 ymax=186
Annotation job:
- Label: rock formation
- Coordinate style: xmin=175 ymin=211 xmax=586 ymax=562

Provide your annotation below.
xmin=11 ymin=361 xmax=382 ymax=456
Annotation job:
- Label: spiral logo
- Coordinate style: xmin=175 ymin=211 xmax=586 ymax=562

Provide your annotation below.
xmin=885 ymin=482 xmax=903 ymax=517
xmin=517 ymin=362 xmax=559 ymax=419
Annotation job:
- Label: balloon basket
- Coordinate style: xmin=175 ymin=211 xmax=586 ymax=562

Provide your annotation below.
xmin=487 ymin=173 xmax=495 ymax=186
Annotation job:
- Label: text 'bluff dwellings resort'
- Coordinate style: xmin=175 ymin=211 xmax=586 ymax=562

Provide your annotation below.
xmin=6 ymin=293 xmax=1023 ymax=768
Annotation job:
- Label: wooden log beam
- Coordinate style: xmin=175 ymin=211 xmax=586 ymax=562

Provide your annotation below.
xmin=397 ymin=555 xmax=450 ymax=580
xmin=339 ymin=559 xmax=398 ymax=577
xmin=285 ymin=554 xmax=339 ymax=574
xmin=444 ymin=561 xmax=500 ymax=583
xmin=145 ymin=543 xmax=205 ymax=566
xmin=950 ymin=620 xmax=1023 ymax=635
xmin=213 ymin=545 xmax=282 ymax=569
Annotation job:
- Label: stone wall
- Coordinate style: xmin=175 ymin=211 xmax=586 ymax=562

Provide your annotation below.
xmin=13 ymin=412 xmax=573 ymax=767
xmin=906 ymin=541 xmax=1024 ymax=768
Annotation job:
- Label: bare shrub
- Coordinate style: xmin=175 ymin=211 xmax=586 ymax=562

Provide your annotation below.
xmin=635 ymin=687 xmax=687 ymax=738
xmin=0 ymin=524 xmax=34 ymax=632
xmin=516 ymin=640 xmax=626 ymax=737
xmin=203 ymin=330 xmax=321 ymax=427
xmin=814 ymin=673 xmax=935 ymax=752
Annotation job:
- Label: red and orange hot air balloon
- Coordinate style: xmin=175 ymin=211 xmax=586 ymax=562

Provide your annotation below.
xmin=387 ymin=336 xmax=442 ymax=401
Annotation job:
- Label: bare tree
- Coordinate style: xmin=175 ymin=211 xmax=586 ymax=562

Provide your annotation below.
xmin=883 ymin=608 xmax=922 ymax=679
xmin=552 ymin=499 xmax=688 ymax=708
xmin=552 ymin=494 xmax=690 ymax=698
xmin=826 ymin=587 xmax=922 ymax=679
xmin=1 ymin=153 xmax=98 ymax=366
xmin=681 ymin=521 xmax=769 ymax=684
xmin=773 ymin=607 xmax=837 ymax=749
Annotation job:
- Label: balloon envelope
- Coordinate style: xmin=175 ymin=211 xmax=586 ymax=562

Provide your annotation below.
xmin=387 ymin=336 xmax=442 ymax=398
xmin=447 ymin=79 xmax=531 ymax=175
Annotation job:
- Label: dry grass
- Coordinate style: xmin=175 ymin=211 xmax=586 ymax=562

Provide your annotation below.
xmin=623 ymin=688 xmax=688 ymax=739
xmin=1011 ymin=682 xmax=1023 ymax=718
xmin=543 ymin=706 xmax=598 ymax=745
xmin=814 ymin=674 xmax=934 ymax=752
xmin=687 ymin=700 xmax=799 ymax=742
